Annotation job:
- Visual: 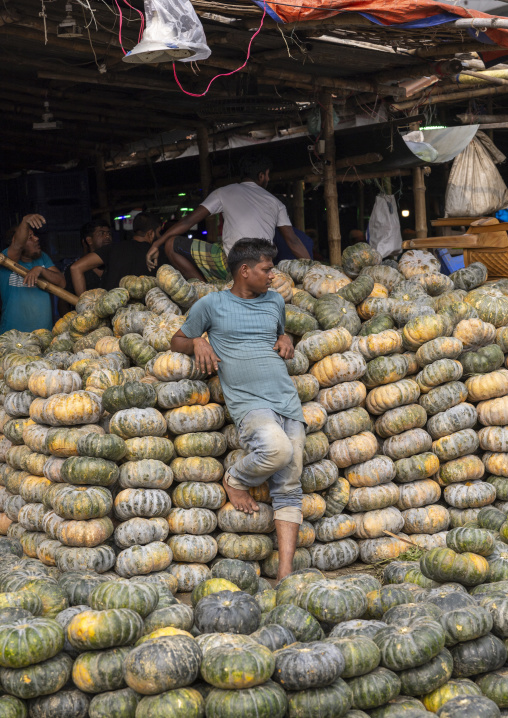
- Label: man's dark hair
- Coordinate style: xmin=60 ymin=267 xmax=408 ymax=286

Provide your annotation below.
xmin=133 ymin=212 xmax=160 ymax=236
xmin=239 ymin=154 xmax=273 ymax=181
xmin=227 ymin=238 xmax=277 ymax=276
xmin=80 ymin=219 xmax=109 ymax=243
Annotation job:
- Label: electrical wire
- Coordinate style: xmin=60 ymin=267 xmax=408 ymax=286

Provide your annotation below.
xmin=172 ymin=1 xmax=267 ymax=97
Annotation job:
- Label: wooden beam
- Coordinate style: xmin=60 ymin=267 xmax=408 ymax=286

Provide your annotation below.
xmin=413 ymin=167 xmax=427 ymax=239
xmin=321 ymin=92 xmax=341 ymax=264
xmin=392 ymin=84 xmax=508 ymax=109
xmin=293 ymin=180 xmax=305 ymax=232
xmin=409 ymin=41 xmax=507 ymax=58
xmin=197 ymin=125 xmax=217 ymax=242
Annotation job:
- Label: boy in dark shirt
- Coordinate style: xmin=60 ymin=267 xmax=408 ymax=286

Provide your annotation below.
xmin=69 ymin=213 xmax=164 ymax=294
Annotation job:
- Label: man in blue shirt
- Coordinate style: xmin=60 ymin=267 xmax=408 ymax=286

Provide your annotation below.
xmin=171 ymin=238 xmax=305 ymax=580
xmin=0 ymin=214 xmax=65 ymax=333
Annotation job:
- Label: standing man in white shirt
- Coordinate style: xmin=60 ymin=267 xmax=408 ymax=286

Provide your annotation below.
xmin=146 ymin=154 xmax=310 ymax=280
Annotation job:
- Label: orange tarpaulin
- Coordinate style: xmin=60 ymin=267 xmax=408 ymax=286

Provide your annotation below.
xmin=252 ymin=0 xmax=508 ymax=48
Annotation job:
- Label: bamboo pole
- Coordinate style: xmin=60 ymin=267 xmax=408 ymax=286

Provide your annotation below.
xmin=0 ymin=255 xmax=78 ymax=305
xmin=292 ymin=180 xmax=305 ymax=232
xmin=321 ymin=92 xmax=341 ymax=265
xmin=197 ymin=125 xmax=217 ymax=243
xmin=392 ymin=84 xmax=508 ymax=110
xmin=413 ymin=167 xmax=427 ymax=240
xmin=458 ymin=70 xmax=508 ymax=87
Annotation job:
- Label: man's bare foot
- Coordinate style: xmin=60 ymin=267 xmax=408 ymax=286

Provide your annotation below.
xmin=223 ymin=475 xmax=259 ymax=514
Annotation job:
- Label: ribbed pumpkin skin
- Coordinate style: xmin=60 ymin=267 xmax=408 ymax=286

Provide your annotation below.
xmin=72 ymin=646 xmax=130 ymax=693
xmin=217 ymin=533 xmax=273 ymax=561
xmin=61 ymin=456 xmax=119 ymax=486
xmin=173 ymin=432 xmax=226 ymax=458
xmin=114 ymin=517 xmax=169 ymax=548
xmin=124 ymin=436 xmax=175 ymax=463
xmin=66 ymin=608 xmax=144 ymax=650
xmin=299 ymin=580 xmax=366 ymax=623
xmin=0 ymin=617 xmax=64 ymax=668
xmin=172 ymin=481 xmax=226 ymax=510
xmin=439 ymin=455 xmax=485 ymax=485
xmin=440 ymin=605 xmax=493 ymax=647
xmin=76 ymin=432 xmax=126 ymax=461
xmin=477 ymin=668 xmax=508 ymax=709
xmin=0 ymin=651 xmax=73 ymax=699
xmin=194 ymin=590 xmax=260 ymax=635
xmin=205 ymin=680 xmax=287 ymax=718
xmin=366 ymin=378 xmax=420 ymax=415
xmin=88 ymin=687 xmax=141 ymax=718
xmin=272 ymin=641 xmax=344 ymax=691
xmin=373 ymin=619 xmax=445 ymax=671
xmin=109 ymin=407 xmax=167 ymax=440
xmin=156 ymin=379 xmax=210 ymax=409
xmin=420 ymin=547 xmax=489 ymax=586
xmin=119 ymin=459 xmax=173 ymax=489
xmin=416 ymin=336 xmax=463 ymax=366
xmin=363 ymin=355 xmax=408 ymax=389
xmin=346 ymin=666 xmax=401 ymax=710
xmin=52 ymin=485 xmax=112 ymax=520
xmin=427 ymin=403 xmax=478 ymax=439
xmin=345 ymin=455 xmax=396 ymax=488
xmin=450 ymin=633 xmax=507 ymax=678
xmin=135 ymin=687 xmax=204 ymax=718
xmin=310 ymin=351 xmax=366 ymax=388
xmin=432 ymin=428 xmax=479 ymax=462
xmin=123 ymin=635 xmax=201 ymax=694
xmin=296 ymin=327 xmax=352 ymax=363
xmin=115 ymin=541 xmax=173 ymax=578
xmin=89 ymin=580 xmax=158 ymax=617
xmin=375 ymin=404 xmax=427 ymax=438
xmin=201 ymin=642 xmax=274 ymax=689
xmin=422 ymin=678 xmax=483 ymax=712
xmin=383 ymin=428 xmax=432 ymax=460
xmin=324 ymin=407 xmax=371 ymax=441
xmin=419 ymin=381 xmax=468 ymax=416
xmin=317 ymin=380 xmax=366 ymax=413
xmin=446 ymin=526 xmax=494 ymax=556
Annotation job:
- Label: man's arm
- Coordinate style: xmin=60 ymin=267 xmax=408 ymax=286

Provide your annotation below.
xmin=278 ymin=226 xmax=311 ymax=260
xmin=146 ymin=206 xmax=211 ymax=270
xmin=171 ymin=329 xmax=220 ymax=375
xmin=8 ymin=214 xmax=46 ymax=262
xmin=69 ymin=253 xmax=104 ymax=295
xmin=23 ymin=265 xmax=66 ymax=288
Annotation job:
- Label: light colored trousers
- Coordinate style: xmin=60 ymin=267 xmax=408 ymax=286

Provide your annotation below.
xmin=228 ymin=408 xmax=305 ymax=524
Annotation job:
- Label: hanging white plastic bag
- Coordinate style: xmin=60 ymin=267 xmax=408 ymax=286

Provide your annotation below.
xmin=123 ymin=0 xmax=211 ymax=65
xmin=367 ymin=194 xmax=402 ymax=258
xmin=445 ymin=132 xmax=508 ymax=217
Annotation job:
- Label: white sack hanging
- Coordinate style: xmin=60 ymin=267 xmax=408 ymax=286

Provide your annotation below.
xmin=445 ymin=131 xmax=508 ymax=217
xmin=123 ymin=0 xmax=211 ymax=64
xmin=367 ymin=194 xmax=403 ymax=259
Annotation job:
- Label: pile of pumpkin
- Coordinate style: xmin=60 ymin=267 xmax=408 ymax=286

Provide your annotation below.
xmin=2 ymin=244 xmax=508 ymax=713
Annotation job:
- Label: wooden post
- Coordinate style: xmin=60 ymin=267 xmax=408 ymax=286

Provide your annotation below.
xmin=321 ymin=92 xmax=341 ymax=264
xmin=95 ymin=155 xmax=109 ymax=220
xmin=413 ymin=166 xmax=427 ymax=239
xmin=197 ymin=125 xmax=217 ymax=242
xmin=292 ymin=179 xmax=305 ymax=232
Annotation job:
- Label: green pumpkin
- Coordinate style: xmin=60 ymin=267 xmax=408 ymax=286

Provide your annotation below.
xmin=451 ymin=262 xmax=488 ymax=290
xmin=397 ymin=648 xmax=453 ymax=697
xmin=202 ymin=642 xmax=274 ymax=690
xmin=286 ymin=677 xmax=352 ymax=718
xmin=450 ymin=633 xmax=506 ymax=677
xmin=205 ymin=680 xmax=287 ymax=718
xmin=284 ymin=305 xmax=319 ymax=336
xmin=0 ymin=651 xmax=73 ymax=699
xmin=337 ymin=275 xmax=375 ymax=304
xmin=61 ymin=456 xmax=119 ymax=486
xmin=465 ymin=284 xmax=508 ymax=327
xmin=89 ymin=688 xmax=141 ymax=718
xmin=262 ymin=604 xmax=323 ymax=642
xmin=76 ymin=432 xmax=126 ymax=461
xmin=123 ymin=635 xmax=202 ymax=694
xmin=299 ymin=580 xmax=366 ymax=624
xmin=136 ymin=687 xmax=204 ymax=718
xmin=28 ymin=688 xmax=90 ymax=718
xmin=66 ymin=608 xmax=144 ymax=651
xmin=421 ymin=547 xmax=489 ymax=586
xmin=0 ymin=617 xmax=64 ymax=668
xmin=102 ymin=381 xmax=157 ymax=413
xmin=210 ymin=558 xmax=259 ymax=595
xmin=459 ymin=344 xmax=504 ymax=376
xmin=373 ymin=619 xmax=445 ymax=671
xmin=124 ymin=436 xmax=175 ymax=463
xmin=58 ymin=572 xmax=110 ymax=605
xmin=477 ymin=668 xmax=508 ymax=709
xmin=314 ymin=294 xmax=361 ymax=334
xmin=143 ymin=604 xmax=194 ymax=634
xmin=72 ymin=646 xmax=131 ymax=693
xmin=119 ymin=275 xmax=157 ymax=300
xmin=0 ymin=695 xmax=28 ymax=718
xmin=446 ymin=526 xmax=494 ymax=556
xmin=440 ymin=605 xmax=493 ymax=646
xmin=89 ymin=581 xmax=158 ymax=617
xmin=20 ymin=579 xmax=68 ymax=618
xmin=325 ymin=636 xmax=380 ymax=678
xmin=119 ymin=334 xmax=157 ymax=367
xmin=346 ymin=667 xmax=401 ymax=710
xmin=358 ymin=314 xmax=395 ymax=336
xmin=363 ymin=355 xmax=408 ymax=388
xmin=478 ymin=506 xmax=507 ymax=531
xmin=342 ymin=242 xmax=382 ymax=278
xmin=95 ymin=288 xmax=130 ymax=318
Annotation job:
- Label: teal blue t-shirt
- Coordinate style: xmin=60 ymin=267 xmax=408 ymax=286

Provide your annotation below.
xmin=181 ymin=289 xmax=304 ymax=427
xmin=0 ymin=250 xmax=54 ymax=333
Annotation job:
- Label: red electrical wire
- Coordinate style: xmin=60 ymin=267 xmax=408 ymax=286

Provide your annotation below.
xmin=173 ymin=2 xmax=267 ymax=98
xmin=122 ymin=0 xmax=145 ymax=43
xmin=114 ymin=0 xmax=126 ymax=54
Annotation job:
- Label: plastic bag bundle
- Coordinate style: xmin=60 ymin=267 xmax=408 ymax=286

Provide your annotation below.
xmin=123 ymin=0 xmax=211 ymax=64
xmin=367 ymin=194 xmax=403 ymax=259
